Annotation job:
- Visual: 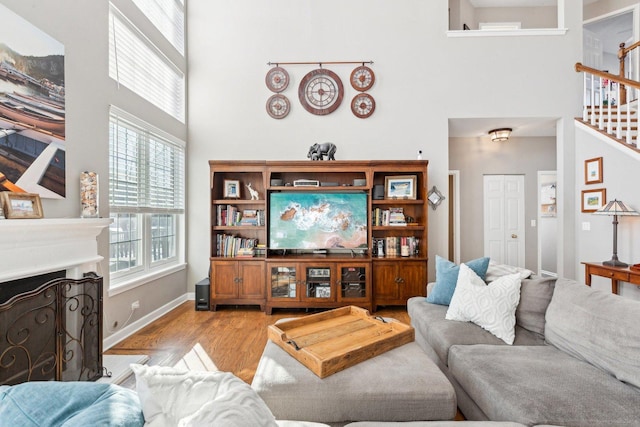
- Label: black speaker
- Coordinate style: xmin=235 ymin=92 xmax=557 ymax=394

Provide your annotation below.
xmin=373 ymin=184 xmax=384 ymax=200
xmin=195 ymin=278 xmax=210 ymax=311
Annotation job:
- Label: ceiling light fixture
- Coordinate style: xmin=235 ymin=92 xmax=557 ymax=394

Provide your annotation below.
xmin=488 ymin=128 xmax=512 ymax=142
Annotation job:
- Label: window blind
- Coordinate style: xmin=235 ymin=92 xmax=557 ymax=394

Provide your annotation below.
xmin=132 ymin=0 xmax=185 ymax=56
xmin=109 ymin=3 xmax=185 ymax=122
xmin=109 ymin=107 xmax=185 ymax=213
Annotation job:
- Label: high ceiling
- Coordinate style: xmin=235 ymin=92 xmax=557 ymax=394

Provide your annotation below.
xmin=449 ymin=117 xmax=558 ymax=139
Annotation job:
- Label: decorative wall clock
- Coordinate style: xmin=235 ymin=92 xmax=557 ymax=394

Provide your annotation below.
xmin=350 ymin=65 xmax=375 ymax=92
xmin=265 ymin=66 xmax=289 ymax=93
xmin=351 ymin=93 xmax=375 ymax=118
xmin=298 ymin=68 xmax=344 ymax=115
xmin=266 ymin=94 xmax=290 ymax=119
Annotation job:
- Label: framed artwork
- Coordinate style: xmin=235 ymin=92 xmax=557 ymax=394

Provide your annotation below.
xmin=385 ymin=175 xmax=417 ymax=200
xmin=1 ymin=192 xmax=44 ymax=219
xmin=584 ymin=157 xmax=603 ymax=185
xmin=581 ymin=188 xmax=606 ymax=213
xmin=223 ymin=179 xmax=240 ymax=198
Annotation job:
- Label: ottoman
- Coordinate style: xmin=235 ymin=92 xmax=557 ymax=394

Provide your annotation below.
xmin=251 ymin=341 xmax=456 ymax=423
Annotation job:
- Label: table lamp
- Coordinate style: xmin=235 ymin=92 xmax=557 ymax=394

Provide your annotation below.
xmin=593 ymin=199 xmax=639 ymax=267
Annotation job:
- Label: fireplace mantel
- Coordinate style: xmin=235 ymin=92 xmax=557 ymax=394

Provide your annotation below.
xmin=0 ymin=218 xmax=111 ymax=283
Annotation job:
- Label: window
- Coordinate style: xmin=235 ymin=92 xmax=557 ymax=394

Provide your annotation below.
xmin=132 ymin=0 xmax=185 ymax=55
xmin=109 ymin=3 xmax=185 ymax=122
xmin=109 ymin=107 xmax=185 ymax=286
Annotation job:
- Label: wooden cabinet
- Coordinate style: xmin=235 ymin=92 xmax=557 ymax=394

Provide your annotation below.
xmin=209 ymin=160 xmax=428 ymax=313
xmin=211 ymin=260 xmax=265 ymax=311
xmin=373 ymin=260 xmax=427 ymax=309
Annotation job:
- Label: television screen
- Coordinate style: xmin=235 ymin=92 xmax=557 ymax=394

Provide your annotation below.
xmin=269 ymin=192 xmax=368 ymax=250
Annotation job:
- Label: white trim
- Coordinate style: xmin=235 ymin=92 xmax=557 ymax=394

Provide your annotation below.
xmin=575 ymin=121 xmax=640 ymax=162
xmin=108 ymin=262 xmax=186 ymax=297
xmin=449 ymin=170 xmax=461 ymax=265
xmin=537 ymin=170 xmax=557 ymax=277
xmin=448 ymin=28 xmax=567 ymax=37
xmin=103 ymin=292 xmax=189 ymax=350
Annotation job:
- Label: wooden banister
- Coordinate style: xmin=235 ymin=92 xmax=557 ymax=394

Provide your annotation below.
xmin=617 ymin=41 xmax=640 ymax=105
xmin=575 ymin=62 xmax=640 ymax=91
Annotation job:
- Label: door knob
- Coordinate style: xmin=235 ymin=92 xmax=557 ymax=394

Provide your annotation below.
xmin=511 ymin=234 xmax=517 ymax=238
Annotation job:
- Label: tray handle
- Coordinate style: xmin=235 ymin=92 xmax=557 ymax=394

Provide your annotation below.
xmin=287 ymin=340 xmax=301 ymax=351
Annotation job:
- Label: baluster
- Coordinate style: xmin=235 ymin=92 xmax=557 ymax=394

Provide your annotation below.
xmin=616 ymin=82 xmax=622 ymax=139
xmin=626 ymin=85 xmax=632 ymax=145
xmin=607 ymin=79 xmax=612 ymax=134
xmin=599 ymin=76 xmax=605 ymax=130
xmin=583 ymin=74 xmax=588 ymax=121
xmin=590 ymin=74 xmax=596 ymax=126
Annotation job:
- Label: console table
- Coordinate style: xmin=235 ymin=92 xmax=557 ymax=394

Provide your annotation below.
xmin=582 ymin=262 xmax=640 ymax=294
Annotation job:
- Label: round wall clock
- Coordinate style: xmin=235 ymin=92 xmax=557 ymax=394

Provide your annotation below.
xmin=351 ymin=93 xmax=375 ymax=118
xmin=266 ymin=94 xmax=290 ymax=119
xmin=265 ymin=66 xmax=289 ymax=93
xmin=350 ymin=65 xmax=375 ymax=92
xmin=298 ymin=68 xmax=344 ymax=115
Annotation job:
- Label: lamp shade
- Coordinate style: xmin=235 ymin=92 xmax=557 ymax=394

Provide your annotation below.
xmin=488 ymin=128 xmax=512 ymax=142
xmin=593 ymin=199 xmax=639 ymax=216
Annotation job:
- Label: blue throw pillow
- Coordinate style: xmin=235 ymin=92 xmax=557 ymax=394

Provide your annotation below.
xmin=0 ymin=381 xmax=144 ymax=427
xmin=426 ymin=255 xmax=490 ymax=306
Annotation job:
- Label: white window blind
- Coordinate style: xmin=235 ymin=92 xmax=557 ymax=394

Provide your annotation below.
xmin=132 ymin=0 xmax=185 ymax=55
xmin=109 ymin=3 xmax=185 ymax=122
xmin=109 ymin=107 xmax=185 ymax=214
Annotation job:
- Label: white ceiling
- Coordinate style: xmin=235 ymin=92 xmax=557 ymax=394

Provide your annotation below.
xmin=449 ymin=117 xmax=558 ymax=139
xmin=470 ymin=0 xmax=598 ymax=6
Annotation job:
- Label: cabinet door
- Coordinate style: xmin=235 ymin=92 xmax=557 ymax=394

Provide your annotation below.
xmin=398 ymin=261 xmax=427 ymax=299
xmin=239 ymin=261 xmax=265 ymax=299
xmin=211 ymin=261 xmax=239 ymax=299
xmin=302 ymin=264 xmax=335 ymax=302
xmin=373 ymin=261 xmax=401 ymax=301
xmin=338 ymin=263 xmax=369 ymax=302
xmin=268 ymin=263 xmax=300 ymax=301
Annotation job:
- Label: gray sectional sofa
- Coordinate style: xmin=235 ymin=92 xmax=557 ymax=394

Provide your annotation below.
xmin=407 ymin=276 xmax=640 ymax=426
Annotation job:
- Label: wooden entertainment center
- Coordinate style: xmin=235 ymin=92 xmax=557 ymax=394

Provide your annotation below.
xmin=209 ymin=160 xmax=428 ymax=314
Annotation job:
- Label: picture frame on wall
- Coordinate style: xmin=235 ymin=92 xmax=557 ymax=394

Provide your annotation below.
xmin=581 ymin=188 xmax=606 ymax=213
xmin=223 ymin=179 xmax=240 ymax=198
xmin=385 ymin=175 xmax=417 ymax=200
xmin=584 ymin=157 xmax=603 ymax=185
xmin=1 ymin=192 xmax=44 ymax=219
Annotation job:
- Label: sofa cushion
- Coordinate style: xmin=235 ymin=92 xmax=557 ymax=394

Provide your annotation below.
xmin=131 ymin=364 xmax=277 ymax=427
xmin=515 ymin=276 xmax=556 ymax=338
xmin=446 ymin=265 xmax=521 ymax=344
xmin=426 ymin=255 xmax=490 ymax=306
xmin=485 ymin=260 xmax=533 ymax=282
xmin=0 ymin=381 xmax=143 ymax=427
xmin=545 ymin=278 xmax=640 ymax=390
xmin=449 ymin=344 xmax=640 ymax=426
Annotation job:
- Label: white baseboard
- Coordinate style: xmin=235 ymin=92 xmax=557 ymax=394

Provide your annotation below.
xmin=103 ymin=293 xmax=192 ymax=350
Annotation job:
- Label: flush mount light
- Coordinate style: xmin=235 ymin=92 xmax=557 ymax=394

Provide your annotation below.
xmin=488 ymin=128 xmax=512 ymax=142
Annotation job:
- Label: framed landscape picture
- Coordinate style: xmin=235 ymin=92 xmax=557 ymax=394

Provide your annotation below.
xmin=581 ymin=188 xmax=606 ymax=213
xmin=385 ymin=175 xmax=417 ymax=200
xmin=584 ymin=157 xmax=603 ymax=185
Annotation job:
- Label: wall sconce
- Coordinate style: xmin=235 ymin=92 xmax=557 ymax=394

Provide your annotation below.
xmin=593 ymin=199 xmax=639 ymax=267
xmin=427 ymin=186 xmax=445 ymax=210
xmin=488 ymin=128 xmax=512 ymax=142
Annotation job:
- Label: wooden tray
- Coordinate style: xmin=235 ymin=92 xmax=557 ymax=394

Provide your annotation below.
xmin=268 ymin=305 xmax=414 ymax=378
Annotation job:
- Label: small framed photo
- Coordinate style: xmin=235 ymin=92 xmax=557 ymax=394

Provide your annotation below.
xmin=1 ymin=192 xmax=44 ymax=219
xmin=385 ymin=175 xmax=417 ymax=200
xmin=223 ymin=179 xmax=240 ymax=198
xmin=584 ymin=157 xmax=603 ymax=185
xmin=581 ymin=188 xmax=606 ymax=213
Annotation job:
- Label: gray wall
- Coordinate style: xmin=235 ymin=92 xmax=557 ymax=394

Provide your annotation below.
xmin=0 ymin=0 xmax=188 ymax=341
xmin=449 ymin=137 xmax=557 ymax=271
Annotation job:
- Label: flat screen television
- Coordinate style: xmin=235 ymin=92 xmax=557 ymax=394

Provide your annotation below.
xmin=269 ymin=192 xmax=368 ymax=251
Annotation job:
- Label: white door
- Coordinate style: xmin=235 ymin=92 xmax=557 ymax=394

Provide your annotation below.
xmin=583 ymin=28 xmax=603 ymax=70
xmin=483 ymin=175 xmax=525 ymax=267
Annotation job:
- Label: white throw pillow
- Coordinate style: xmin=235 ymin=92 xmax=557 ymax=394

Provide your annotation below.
xmin=484 ymin=260 xmax=533 ymax=282
xmin=131 ymin=364 xmax=278 ymax=427
xmin=446 ymin=263 xmax=522 ymax=344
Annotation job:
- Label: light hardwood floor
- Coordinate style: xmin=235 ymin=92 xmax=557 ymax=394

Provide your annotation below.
xmin=105 ymin=302 xmax=410 ymax=385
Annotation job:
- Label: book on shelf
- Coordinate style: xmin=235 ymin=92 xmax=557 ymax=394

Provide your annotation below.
xmin=373 ymin=236 xmax=419 ymax=257
xmin=372 ymin=207 xmax=406 ymax=226
xmin=215 ymin=233 xmax=259 ymax=257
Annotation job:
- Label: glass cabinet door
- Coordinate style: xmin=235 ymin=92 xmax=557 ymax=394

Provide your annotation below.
xmin=304 ymin=266 xmax=334 ymax=301
xmin=270 ymin=265 xmax=297 ymax=299
xmin=339 ymin=265 xmax=368 ymax=300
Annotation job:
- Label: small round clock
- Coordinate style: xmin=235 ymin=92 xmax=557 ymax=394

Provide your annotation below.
xmin=298 ymin=68 xmax=344 ymax=115
xmin=265 ymin=66 xmax=289 ymax=93
xmin=350 ymin=65 xmax=375 ymax=92
xmin=266 ymin=94 xmax=290 ymax=119
xmin=351 ymin=93 xmax=375 ymax=118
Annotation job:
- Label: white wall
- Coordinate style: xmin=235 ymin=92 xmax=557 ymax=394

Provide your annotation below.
xmin=0 ymin=0 xmax=188 ymax=340
xmin=475 ymin=6 xmax=557 ymax=29
xmin=187 ymin=0 xmax=583 ymax=289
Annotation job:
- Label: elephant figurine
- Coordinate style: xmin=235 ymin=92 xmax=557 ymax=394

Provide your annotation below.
xmin=307 ymin=142 xmax=337 ymax=161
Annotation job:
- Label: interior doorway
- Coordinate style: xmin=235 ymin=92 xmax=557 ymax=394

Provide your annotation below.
xmin=538 ymin=171 xmax=557 ymax=277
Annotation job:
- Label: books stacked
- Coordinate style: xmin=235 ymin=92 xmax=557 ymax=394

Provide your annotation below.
xmin=372 ymin=207 xmax=407 ymax=226
xmin=215 ymin=233 xmax=259 ymax=257
xmin=374 ymin=236 xmax=419 ymax=257
xmin=217 ymin=205 xmax=240 ymax=226
xmin=239 ymin=209 xmax=265 ymax=226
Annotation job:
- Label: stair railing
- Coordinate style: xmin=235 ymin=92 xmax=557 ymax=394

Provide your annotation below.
xmin=575 ymin=63 xmax=639 ymax=147
xmin=618 ymin=41 xmax=640 ymax=105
